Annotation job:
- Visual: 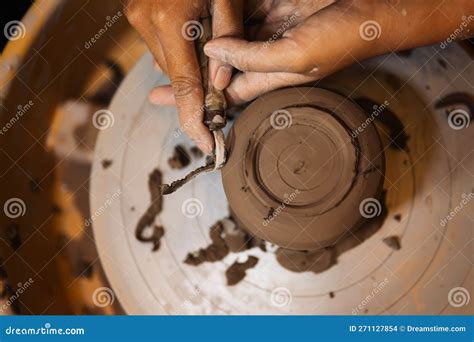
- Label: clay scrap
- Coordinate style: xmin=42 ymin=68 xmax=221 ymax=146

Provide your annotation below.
xmin=135 ymin=169 xmax=165 ymax=251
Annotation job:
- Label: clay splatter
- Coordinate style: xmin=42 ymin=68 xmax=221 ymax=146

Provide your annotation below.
xmin=434 ymin=92 xmax=473 ymax=119
xmin=168 ymin=145 xmax=191 ymax=170
xmin=184 ymin=220 xmax=229 ymax=265
xmin=189 ymin=146 xmax=204 ymax=159
xmin=101 ymin=159 xmax=113 ymax=169
xmin=225 ymin=256 xmax=259 ymax=286
xmin=135 ymin=169 xmax=165 ymax=251
xmin=355 ymin=97 xmax=409 ymax=150
xmin=383 ymin=236 xmax=401 ymax=250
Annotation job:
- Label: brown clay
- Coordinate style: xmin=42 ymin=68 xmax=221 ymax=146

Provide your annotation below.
xmin=222 ymin=88 xmax=385 ymax=250
xmin=184 ymin=220 xmax=229 ymax=265
xmin=161 ymin=157 xmax=215 ymax=195
xmin=168 ymin=145 xmax=191 ymax=170
xmin=135 ymin=169 xmax=165 ymax=251
xmin=225 ymin=256 xmax=259 ymax=286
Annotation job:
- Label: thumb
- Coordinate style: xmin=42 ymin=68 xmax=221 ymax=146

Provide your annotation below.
xmin=204 ymin=36 xmax=308 ymax=74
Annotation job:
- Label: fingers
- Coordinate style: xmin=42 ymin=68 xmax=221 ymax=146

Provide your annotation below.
xmin=209 ymin=0 xmax=244 ymax=90
xmin=149 ymin=71 xmax=318 ymax=111
xmin=125 ymin=3 xmax=168 ymax=74
xmin=225 ymin=71 xmax=317 ymax=105
xmin=158 ymin=17 xmax=214 ymax=155
xmin=149 ymin=85 xmax=175 ymax=106
xmin=205 ymin=36 xmax=308 ymax=74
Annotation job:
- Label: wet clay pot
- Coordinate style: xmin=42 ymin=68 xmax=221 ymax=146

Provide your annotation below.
xmin=222 ymin=88 xmax=385 ymax=250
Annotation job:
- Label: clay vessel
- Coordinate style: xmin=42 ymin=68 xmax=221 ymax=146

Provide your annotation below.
xmin=222 ymin=88 xmax=385 ymax=250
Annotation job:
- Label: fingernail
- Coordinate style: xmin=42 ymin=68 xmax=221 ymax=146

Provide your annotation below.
xmin=204 ymin=43 xmax=219 ymax=57
xmin=214 ymin=66 xmax=232 ymax=90
xmin=205 ymin=44 xmax=227 ymax=62
xmin=196 ymin=141 xmax=213 ymax=155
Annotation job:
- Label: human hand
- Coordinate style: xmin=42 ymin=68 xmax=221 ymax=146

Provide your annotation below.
xmin=204 ymin=0 xmax=474 ymax=105
xmin=125 ymin=0 xmax=243 ymax=154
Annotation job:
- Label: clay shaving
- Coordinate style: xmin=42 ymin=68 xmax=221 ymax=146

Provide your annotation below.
xmin=135 ymin=169 xmax=165 ymax=251
xmin=161 ymin=156 xmax=215 ymax=195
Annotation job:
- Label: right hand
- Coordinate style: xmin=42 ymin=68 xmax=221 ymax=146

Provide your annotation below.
xmin=125 ymin=0 xmax=243 ymax=154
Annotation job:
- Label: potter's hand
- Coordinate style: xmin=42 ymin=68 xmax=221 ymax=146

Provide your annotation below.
xmin=125 ymin=0 xmax=243 ymax=154
xmin=203 ymin=0 xmax=474 ymax=105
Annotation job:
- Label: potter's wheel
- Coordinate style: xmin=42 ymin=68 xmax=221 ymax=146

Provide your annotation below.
xmin=91 ymin=45 xmax=473 ymax=314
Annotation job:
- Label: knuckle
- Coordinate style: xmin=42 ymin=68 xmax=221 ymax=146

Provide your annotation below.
xmin=284 ymin=38 xmax=311 ymax=73
xmin=150 ymin=11 xmax=167 ymax=27
xmin=234 ymin=52 xmax=250 ymax=71
xmin=124 ymin=1 xmax=144 ymax=27
xmin=172 ymin=77 xmax=202 ymax=99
